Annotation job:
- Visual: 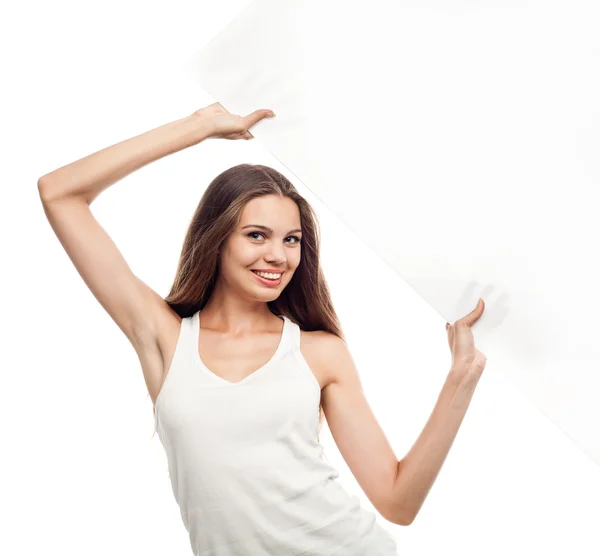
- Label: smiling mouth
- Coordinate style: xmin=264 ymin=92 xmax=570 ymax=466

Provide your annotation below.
xmin=251 ymin=270 xmax=283 ymax=277
xmin=250 ymin=270 xmax=283 ymax=284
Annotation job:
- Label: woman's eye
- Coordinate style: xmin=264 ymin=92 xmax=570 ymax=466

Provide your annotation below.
xmin=247 ymin=232 xmax=301 ymax=244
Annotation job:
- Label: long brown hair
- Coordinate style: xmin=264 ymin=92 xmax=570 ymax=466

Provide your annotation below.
xmin=161 ymin=163 xmax=345 ymax=439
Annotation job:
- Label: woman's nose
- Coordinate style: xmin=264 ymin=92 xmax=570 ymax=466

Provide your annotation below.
xmin=266 ymin=249 xmax=286 ymax=264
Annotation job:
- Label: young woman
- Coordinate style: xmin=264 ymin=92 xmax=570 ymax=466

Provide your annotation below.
xmin=38 ymin=102 xmax=486 ymax=555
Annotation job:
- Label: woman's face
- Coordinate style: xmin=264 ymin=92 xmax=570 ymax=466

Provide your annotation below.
xmin=217 ymin=194 xmax=303 ymax=301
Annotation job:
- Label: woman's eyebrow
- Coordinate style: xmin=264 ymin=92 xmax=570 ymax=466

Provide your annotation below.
xmin=241 ymin=224 xmax=302 ymax=234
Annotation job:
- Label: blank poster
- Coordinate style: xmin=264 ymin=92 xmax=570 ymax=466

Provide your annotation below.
xmin=191 ymin=0 xmax=600 ymax=466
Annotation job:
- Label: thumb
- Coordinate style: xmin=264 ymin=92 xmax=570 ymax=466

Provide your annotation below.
xmin=245 ymin=109 xmax=276 ymax=128
xmin=467 ymin=298 xmax=485 ymax=325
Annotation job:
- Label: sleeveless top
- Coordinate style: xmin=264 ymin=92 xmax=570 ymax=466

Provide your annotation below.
xmin=153 ymin=310 xmax=399 ymax=555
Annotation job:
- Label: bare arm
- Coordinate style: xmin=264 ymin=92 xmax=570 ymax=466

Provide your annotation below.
xmin=37 ymin=113 xmax=212 ymax=344
xmin=390 ymin=370 xmax=481 ymax=525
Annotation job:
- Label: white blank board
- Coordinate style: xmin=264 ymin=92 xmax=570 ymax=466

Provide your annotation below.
xmin=191 ymin=0 xmax=600 ymax=466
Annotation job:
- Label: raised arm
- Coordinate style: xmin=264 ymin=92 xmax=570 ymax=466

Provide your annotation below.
xmin=37 ymin=113 xmax=211 ymax=344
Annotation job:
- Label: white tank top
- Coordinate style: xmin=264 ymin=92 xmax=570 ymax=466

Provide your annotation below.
xmin=154 ymin=310 xmax=399 ymax=555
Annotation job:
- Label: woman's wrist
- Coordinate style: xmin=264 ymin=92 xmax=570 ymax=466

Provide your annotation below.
xmin=185 ymin=112 xmax=214 ymax=142
xmin=449 ymin=365 xmax=482 ymax=392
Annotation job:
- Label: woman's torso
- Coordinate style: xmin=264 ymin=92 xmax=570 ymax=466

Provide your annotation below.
xmin=146 ymin=307 xmax=399 ymax=555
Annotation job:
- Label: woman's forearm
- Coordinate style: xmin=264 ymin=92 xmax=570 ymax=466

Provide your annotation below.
xmin=38 ymin=113 xmax=212 ymax=205
xmin=390 ymin=369 xmax=480 ymax=525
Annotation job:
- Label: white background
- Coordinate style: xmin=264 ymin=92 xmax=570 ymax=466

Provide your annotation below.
xmin=3 ymin=1 xmax=599 ymax=554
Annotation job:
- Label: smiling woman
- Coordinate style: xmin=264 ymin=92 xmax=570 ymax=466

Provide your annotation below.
xmin=158 ymin=166 xmax=335 ymax=424
xmin=39 ymin=105 xmax=402 ymax=555
xmin=150 ymin=161 xmax=403 ymax=553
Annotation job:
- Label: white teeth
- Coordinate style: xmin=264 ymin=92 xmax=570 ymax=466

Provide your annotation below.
xmin=254 ymin=271 xmax=281 ymax=279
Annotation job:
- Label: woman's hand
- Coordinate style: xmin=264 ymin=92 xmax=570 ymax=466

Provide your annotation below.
xmin=446 ymin=298 xmax=487 ymax=383
xmin=192 ymin=102 xmax=275 ymax=140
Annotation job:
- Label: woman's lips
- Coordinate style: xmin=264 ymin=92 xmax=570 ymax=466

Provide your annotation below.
xmin=250 ymin=270 xmax=283 ymax=287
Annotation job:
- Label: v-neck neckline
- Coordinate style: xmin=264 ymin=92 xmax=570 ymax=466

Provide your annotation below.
xmin=191 ymin=310 xmax=290 ymax=386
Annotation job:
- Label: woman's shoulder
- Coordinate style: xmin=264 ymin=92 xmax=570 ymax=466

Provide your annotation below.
xmin=298 ymin=328 xmax=347 ymax=388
